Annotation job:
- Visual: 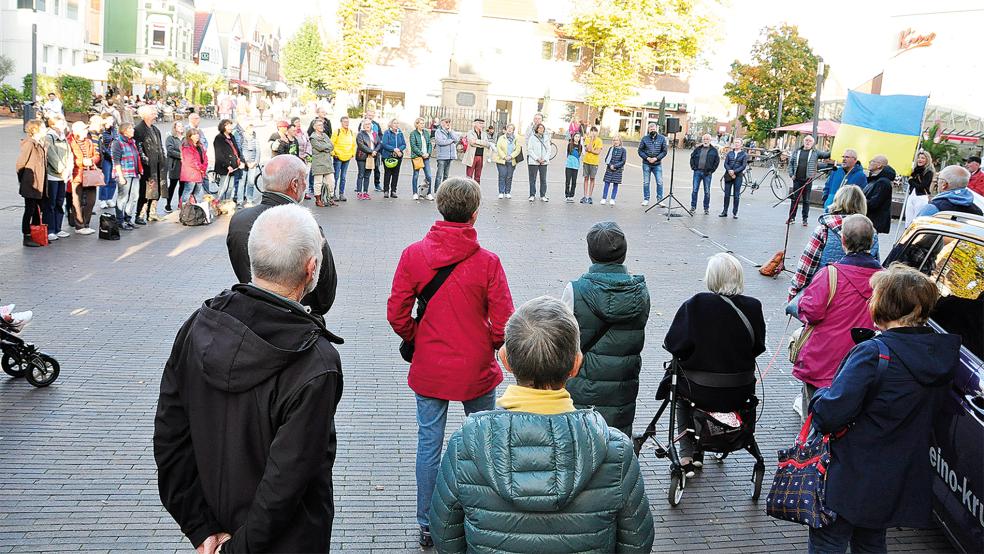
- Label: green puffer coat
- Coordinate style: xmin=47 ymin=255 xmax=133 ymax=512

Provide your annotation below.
xmin=566 ymin=264 xmax=650 ymax=436
xmin=429 ymin=409 xmax=655 ymax=553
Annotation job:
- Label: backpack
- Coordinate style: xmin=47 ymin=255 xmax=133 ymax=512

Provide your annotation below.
xmin=98 ymin=213 xmax=121 ymax=240
xmin=179 ymin=202 xmax=213 ymax=226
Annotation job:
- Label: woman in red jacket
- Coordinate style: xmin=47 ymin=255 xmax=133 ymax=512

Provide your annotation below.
xmin=179 ymin=128 xmax=208 ymax=205
xmin=68 ymin=120 xmax=100 ymax=235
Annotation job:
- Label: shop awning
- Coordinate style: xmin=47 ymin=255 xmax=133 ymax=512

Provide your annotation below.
xmin=774 ymin=120 xmax=841 ymax=137
xmin=230 ymin=79 xmax=262 ymax=93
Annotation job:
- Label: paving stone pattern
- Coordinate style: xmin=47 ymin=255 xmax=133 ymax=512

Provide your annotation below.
xmin=0 ymin=118 xmax=952 ymax=552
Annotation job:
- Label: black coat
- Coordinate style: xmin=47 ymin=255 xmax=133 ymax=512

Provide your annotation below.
xmin=226 ymin=192 xmax=337 ymax=316
xmin=133 ymin=120 xmax=166 ymax=184
xmin=864 ymin=165 xmax=896 ymax=233
xmin=689 ymin=145 xmax=720 ymax=173
xmin=165 ymin=134 xmax=182 ymax=181
xmin=213 ymin=133 xmax=243 ymax=176
xmin=908 ymin=165 xmax=933 ymax=196
xmin=307 ymin=117 xmax=333 ymax=138
xmin=154 ymin=285 xmax=343 ymax=553
xmin=662 ymin=292 xmax=766 ymax=411
xmin=811 ymin=328 xmax=959 ymax=528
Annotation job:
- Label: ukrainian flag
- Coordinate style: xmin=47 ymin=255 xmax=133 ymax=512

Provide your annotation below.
xmin=831 ymin=91 xmax=928 ymax=177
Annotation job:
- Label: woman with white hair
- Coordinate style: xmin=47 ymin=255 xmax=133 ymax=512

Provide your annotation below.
xmin=67 ymin=120 xmax=100 ymax=235
xmin=662 ymin=252 xmax=766 ymax=476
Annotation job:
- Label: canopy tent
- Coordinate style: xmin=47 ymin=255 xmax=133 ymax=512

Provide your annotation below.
xmin=774 ymin=120 xmax=841 ymax=136
xmin=65 ymin=60 xmax=111 ymax=81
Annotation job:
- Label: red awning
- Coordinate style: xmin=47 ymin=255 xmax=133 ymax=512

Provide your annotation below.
xmin=230 ymin=79 xmax=262 ymax=93
xmin=773 ymin=120 xmax=841 ymax=137
xmin=942 ymin=134 xmax=980 ymax=143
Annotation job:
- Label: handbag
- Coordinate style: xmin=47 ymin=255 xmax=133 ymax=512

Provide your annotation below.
xmin=412 ymin=156 xmax=424 ymax=171
xmin=365 ymin=155 xmax=375 ymax=170
xmin=82 ymin=168 xmax=105 ymax=188
xmin=399 ymin=262 xmax=460 ymax=363
xmin=30 ymin=207 xmax=48 ymax=246
xmin=514 ymin=148 xmax=524 ymax=164
xmin=98 ymin=213 xmax=121 ymax=240
xmin=789 ymin=266 xmax=837 ymax=364
xmin=765 ymin=412 xmax=837 ymax=528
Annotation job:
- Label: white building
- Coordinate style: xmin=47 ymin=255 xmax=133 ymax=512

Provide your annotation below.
xmin=0 ymin=0 xmax=95 ymax=87
xmin=193 ymin=12 xmax=223 ymax=76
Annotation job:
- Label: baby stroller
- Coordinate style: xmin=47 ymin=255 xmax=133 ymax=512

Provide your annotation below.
xmin=1 ymin=301 xmax=60 ymax=387
xmin=632 ymin=358 xmax=765 ymax=506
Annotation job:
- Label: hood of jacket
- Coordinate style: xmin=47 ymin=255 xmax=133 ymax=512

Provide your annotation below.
xmin=868 ymin=165 xmax=897 ymax=184
xmin=419 ymin=221 xmax=481 ymax=269
xmin=577 ymin=264 xmax=649 ymax=322
xmin=879 ymin=328 xmax=960 ymax=386
xmin=934 ymin=187 xmax=978 ymax=207
xmin=818 ymin=212 xmax=844 ymax=231
xmin=187 ymin=285 xmax=339 ymax=393
xmin=460 ymin=410 xmax=613 ymax=511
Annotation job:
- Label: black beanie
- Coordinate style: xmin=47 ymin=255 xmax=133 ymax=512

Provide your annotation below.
xmin=586 ymin=221 xmax=627 ymax=264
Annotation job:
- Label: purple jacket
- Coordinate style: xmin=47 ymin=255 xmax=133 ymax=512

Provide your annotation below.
xmin=793 ymin=254 xmax=882 ymax=388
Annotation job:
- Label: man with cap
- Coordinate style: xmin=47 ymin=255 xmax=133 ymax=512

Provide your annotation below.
xmin=966 ymin=155 xmax=984 ymax=196
xmin=561 ymin=222 xmax=651 ymax=437
xmin=270 ymin=121 xmax=299 ymax=158
xmin=462 ymin=118 xmax=492 ymax=184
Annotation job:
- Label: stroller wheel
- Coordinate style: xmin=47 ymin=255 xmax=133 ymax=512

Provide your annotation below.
xmin=751 ymin=463 xmax=765 ymax=501
xmin=667 ymin=471 xmax=685 ymax=507
xmin=25 ymin=353 xmax=59 ymax=388
xmin=715 ymin=451 xmax=729 ymax=462
xmin=2 ymin=351 xmax=27 ymax=378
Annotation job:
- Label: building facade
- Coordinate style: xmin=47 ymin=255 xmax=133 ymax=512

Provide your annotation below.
xmin=0 ymin=0 xmax=94 ymax=87
xmin=103 ymin=0 xmax=195 ymax=68
xmin=192 ymin=11 xmax=222 ymax=75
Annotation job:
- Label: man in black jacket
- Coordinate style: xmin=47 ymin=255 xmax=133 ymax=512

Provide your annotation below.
xmin=689 ymin=133 xmax=720 ymax=214
xmin=155 ymin=204 xmax=344 ymax=554
xmin=226 ymin=155 xmax=337 ymax=315
xmin=133 ymin=105 xmax=166 ymax=224
xmin=863 ymin=155 xmax=896 ymax=235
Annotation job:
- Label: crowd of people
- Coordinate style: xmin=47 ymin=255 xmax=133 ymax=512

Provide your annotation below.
xmin=139 ymin=155 xmax=975 ymax=552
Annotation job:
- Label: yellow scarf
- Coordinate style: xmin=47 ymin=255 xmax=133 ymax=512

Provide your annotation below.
xmin=495 ymin=384 xmax=576 ymax=415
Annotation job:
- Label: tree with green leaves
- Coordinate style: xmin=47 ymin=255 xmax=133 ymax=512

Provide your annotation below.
xmin=283 ymin=17 xmax=326 ymax=90
xmin=182 ymin=70 xmax=208 ymax=104
xmin=566 ymin=0 xmax=719 ymax=122
xmin=148 ymin=60 xmax=180 ymax=96
xmin=323 ymin=0 xmax=406 ymax=94
xmin=108 ymin=58 xmax=142 ymax=95
xmin=0 ymin=54 xmax=14 ymax=84
xmin=921 ymin=123 xmax=959 ymax=167
xmin=724 ymin=24 xmax=824 ymax=142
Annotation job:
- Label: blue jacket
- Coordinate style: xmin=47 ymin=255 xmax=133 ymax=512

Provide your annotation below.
xmin=434 ymin=127 xmax=459 ymax=161
xmin=917 ymin=188 xmax=984 ymax=218
xmin=822 ymin=163 xmax=867 ymax=209
xmin=811 ymin=328 xmax=960 ymax=528
xmin=380 ymin=129 xmax=407 ymax=159
xmin=724 ymin=150 xmax=747 ymax=174
xmin=638 ymin=133 xmax=667 ymax=165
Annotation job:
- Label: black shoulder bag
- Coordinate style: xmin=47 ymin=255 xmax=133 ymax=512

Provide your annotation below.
xmin=399 ymin=263 xmax=459 ymax=363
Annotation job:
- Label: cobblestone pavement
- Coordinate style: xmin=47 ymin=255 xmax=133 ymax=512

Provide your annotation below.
xmin=0 ymin=117 xmax=952 ymax=552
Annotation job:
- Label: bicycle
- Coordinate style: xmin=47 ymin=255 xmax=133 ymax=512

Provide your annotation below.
xmin=719 ymin=167 xmax=756 ymax=195
xmin=549 ymin=141 xmax=559 ymax=161
xmin=742 ymin=151 xmax=788 ymax=200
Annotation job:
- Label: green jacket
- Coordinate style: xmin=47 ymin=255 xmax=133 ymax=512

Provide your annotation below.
xmin=409 ymin=128 xmax=432 ymax=158
xmin=566 ymin=263 xmax=650 ymax=436
xmin=430 ymin=409 xmax=655 ymax=553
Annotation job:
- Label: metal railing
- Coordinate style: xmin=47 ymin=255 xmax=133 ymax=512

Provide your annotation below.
xmin=419 ymin=106 xmax=510 ymax=136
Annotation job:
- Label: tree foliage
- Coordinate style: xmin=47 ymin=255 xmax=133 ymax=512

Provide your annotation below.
xmin=283 ymin=17 xmax=327 ymax=90
xmin=323 ymin=0 xmax=404 ymax=93
xmin=148 ymin=60 xmax=180 ymax=95
xmin=57 ymin=75 xmax=93 ymax=113
xmin=921 ymin=123 xmax=960 ymax=167
xmin=107 ymin=58 xmax=142 ymax=94
xmin=0 ymin=54 xmax=14 ymax=83
xmin=566 ymin=0 xmax=719 ymax=114
xmin=724 ymin=24 xmax=823 ymax=142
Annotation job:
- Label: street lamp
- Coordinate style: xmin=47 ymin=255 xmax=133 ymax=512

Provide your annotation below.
xmin=16 ymin=0 xmax=38 ymax=127
xmin=811 ymin=57 xmax=825 ymax=142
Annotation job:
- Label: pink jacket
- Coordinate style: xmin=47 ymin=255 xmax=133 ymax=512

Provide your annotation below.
xmin=179 ymin=141 xmax=208 ymax=183
xmin=793 ymin=258 xmax=882 ymax=388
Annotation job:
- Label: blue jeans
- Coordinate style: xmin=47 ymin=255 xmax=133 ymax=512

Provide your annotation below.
xmin=412 ymin=158 xmax=433 ymax=194
xmin=722 ymin=174 xmax=742 ymax=215
xmin=497 ymin=163 xmax=515 ymax=194
xmin=642 ymin=162 xmax=662 ymax=201
xmin=434 ymin=159 xmax=452 ymax=190
xmin=603 ymin=181 xmax=619 ymax=199
xmin=180 ymin=181 xmax=204 ymax=204
xmin=415 ymin=389 xmax=496 ymax=528
xmin=691 ymin=170 xmax=712 ymax=210
xmin=43 ymin=180 xmax=67 ymax=234
xmin=307 ymin=170 xmax=315 ymax=195
xmin=99 ymin=158 xmax=116 ymax=202
xmin=528 ymin=164 xmax=547 ymax=197
xmin=808 ymin=516 xmax=887 ymax=553
xmin=355 ymin=159 xmax=371 ymax=193
xmin=333 ymin=158 xmax=350 ymax=195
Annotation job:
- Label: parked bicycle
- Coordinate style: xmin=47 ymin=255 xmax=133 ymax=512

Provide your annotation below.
xmin=740 ymin=150 xmax=788 ymax=200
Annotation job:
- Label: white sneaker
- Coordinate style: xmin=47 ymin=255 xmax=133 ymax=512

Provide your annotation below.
xmin=529 ymin=196 xmax=535 ymax=202
xmin=505 ymin=193 xmax=512 ymax=199
xmin=426 ymin=194 xmax=434 ymax=201
xmin=497 ymin=193 xmax=504 ymax=199
xmin=56 ymin=230 xmax=70 ymax=238
xmin=600 ymin=199 xmax=607 ymax=205
xmin=47 ymin=233 xmax=58 ymax=241
xmin=98 ymin=200 xmax=107 ymax=209
xmin=75 ymin=227 xmax=90 ymax=235
xmin=541 ymin=196 xmax=549 ymax=202
xmin=413 ymin=194 xmax=419 ymax=201
xmin=641 ymin=200 xmax=649 ymax=207
xmin=610 ymin=199 xmax=616 ymax=207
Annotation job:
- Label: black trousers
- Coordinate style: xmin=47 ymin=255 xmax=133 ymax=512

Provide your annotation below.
xmin=383 ymin=159 xmax=402 ymax=193
xmin=22 ymin=198 xmax=43 ymax=236
xmin=565 ymin=168 xmax=579 ymax=198
xmin=373 ymin=164 xmax=381 ymax=188
xmin=788 ymin=177 xmax=811 ymax=222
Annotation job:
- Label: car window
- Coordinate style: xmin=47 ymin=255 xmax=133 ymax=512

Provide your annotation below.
xmin=930 ymin=239 xmax=984 ymax=359
xmin=891 ymin=232 xmax=938 ymax=273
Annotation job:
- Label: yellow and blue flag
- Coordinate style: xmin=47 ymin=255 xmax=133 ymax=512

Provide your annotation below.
xmin=831 ymin=91 xmax=928 ymax=176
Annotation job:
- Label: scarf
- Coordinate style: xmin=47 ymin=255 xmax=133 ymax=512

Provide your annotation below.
xmin=495 ymin=384 xmax=576 ymax=415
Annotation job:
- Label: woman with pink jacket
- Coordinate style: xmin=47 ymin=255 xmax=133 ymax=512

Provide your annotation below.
xmin=793 ymin=214 xmax=882 ymax=416
xmin=179 ymin=128 xmax=208 ymax=205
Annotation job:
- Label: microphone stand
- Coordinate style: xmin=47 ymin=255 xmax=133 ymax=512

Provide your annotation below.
xmin=645 ymin=131 xmax=692 ymax=219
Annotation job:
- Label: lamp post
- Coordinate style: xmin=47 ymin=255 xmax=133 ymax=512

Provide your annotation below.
xmin=17 ymin=0 xmax=38 ymax=128
xmin=776 ymin=89 xmax=785 ymax=129
xmin=811 ymin=57 xmax=825 ymax=142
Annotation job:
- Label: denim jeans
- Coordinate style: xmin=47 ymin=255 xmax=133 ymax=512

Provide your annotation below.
xmin=216 ymin=172 xmax=239 ymax=202
xmin=497 ymin=162 xmax=515 ymax=194
xmin=602 ymin=181 xmax=619 ymax=200
xmin=808 ymin=516 xmax=887 ymax=553
xmin=416 ymin=389 xmax=496 ymax=528
xmin=180 ymin=181 xmax=204 ymax=204
xmin=642 ymin=162 xmax=662 ymax=201
xmin=412 ymin=158 xmax=433 ymax=194
xmin=691 ymin=170 xmax=712 ymax=210
xmin=333 ymin=158 xmax=351 ymax=195
xmin=434 ymin=159 xmax=452 ymax=190
xmin=43 ymin=179 xmax=67 ymax=234
xmin=240 ymin=165 xmax=258 ymax=204
xmin=307 ymin=170 xmax=315 ymax=195
xmin=355 ymin=159 xmax=370 ymax=193
xmin=789 ymin=177 xmax=812 ymax=222
xmin=99 ymin=158 xmax=116 ymax=202
xmin=116 ymin=176 xmax=140 ymax=222
xmin=722 ymin=174 xmax=742 ymax=215
xmin=528 ymin=164 xmax=547 ymax=197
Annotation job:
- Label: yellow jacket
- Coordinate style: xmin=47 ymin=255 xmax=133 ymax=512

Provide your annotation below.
xmin=493 ymin=134 xmax=525 ymax=165
xmin=583 ymin=135 xmax=603 ymax=165
xmin=331 ymin=128 xmax=356 ymax=161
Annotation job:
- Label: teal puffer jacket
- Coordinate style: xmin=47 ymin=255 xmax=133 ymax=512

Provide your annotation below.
xmin=565 ymin=264 xmax=650 ymax=436
xmin=429 ymin=409 xmax=655 ymax=553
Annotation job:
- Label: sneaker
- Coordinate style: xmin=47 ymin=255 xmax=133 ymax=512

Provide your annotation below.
xmin=579 ymin=197 xmax=585 ymax=204
xmin=641 ymin=200 xmax=649 ymax=207
xmin=802 ymin=220 xmax=808 ymax=227
xmin=541 ymin=196 xmax=549 ymax=202
xmin=426 ymin=194 xmax=434 ymax=201
xmin=339 ymin=195 xmax=348 ymax=202
xmin=610 ymin=199 xmax=616 ymax=207
xmin=587 ymin=197 xmax=593 ymax=204
xmin=374 ymin=186 xmax=382 ymax=192
xmin=304 ymin=193 xmax=312 ymax=200
xmin=704 ymin=209 xmax=709 ymax=215
xmin=57 ymin=230 xmax=70 ymax=238
xmin=413 ymin=194 xmax=420 ymax=201
xmin=98 ymin=200 xmax=107 ymax=209
xmin=390 ymin=193 xmax=398 ymax=199
xmin=505 ymin=193 xmax=512 ymax=199
xmin=600 ymin=199 xmax=607 ymax=205
xmin=134 ymin=217 xmax=147 ymax=226
xmin=565 ymin=197 xmax=574 ymax=203
xmin=719 ymin=212 xmax=728 ymax=217
xmin=122 ymin=222 xmax=136 ymax=230
xmin=691 ymin=206 xmax=697 ymax=212
xmin=529 ymin=196 xmax=535 ymax=202
xmin=419 ymin=526 xmax=433 ymax=548
xmin=48 ymin=233 xmax=59 ymax=241
xmin=75 ymin=227 xmax=90 ymax=235
xmin=383 ymin=192 xmax=390 ymax=198
xmin=497 ymin=193 xmax=504 ymax=199
xmin=23 ymin=236 xmax=41 ymax=247
xmin=733 ymin=215 xmax=739 ymax=219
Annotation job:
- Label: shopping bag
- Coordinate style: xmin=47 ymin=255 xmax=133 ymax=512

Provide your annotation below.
xmin=30 ymin=207 xmax=48 ymax=246
xmin=765 ymin=413 xmax=836 ymax=528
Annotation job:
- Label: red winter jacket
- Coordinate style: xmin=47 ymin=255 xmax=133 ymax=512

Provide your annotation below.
xmin=387 ymin=221 xmax=514 ymax=401
xmin=179 ymin=140 xmax=208 ymax=183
